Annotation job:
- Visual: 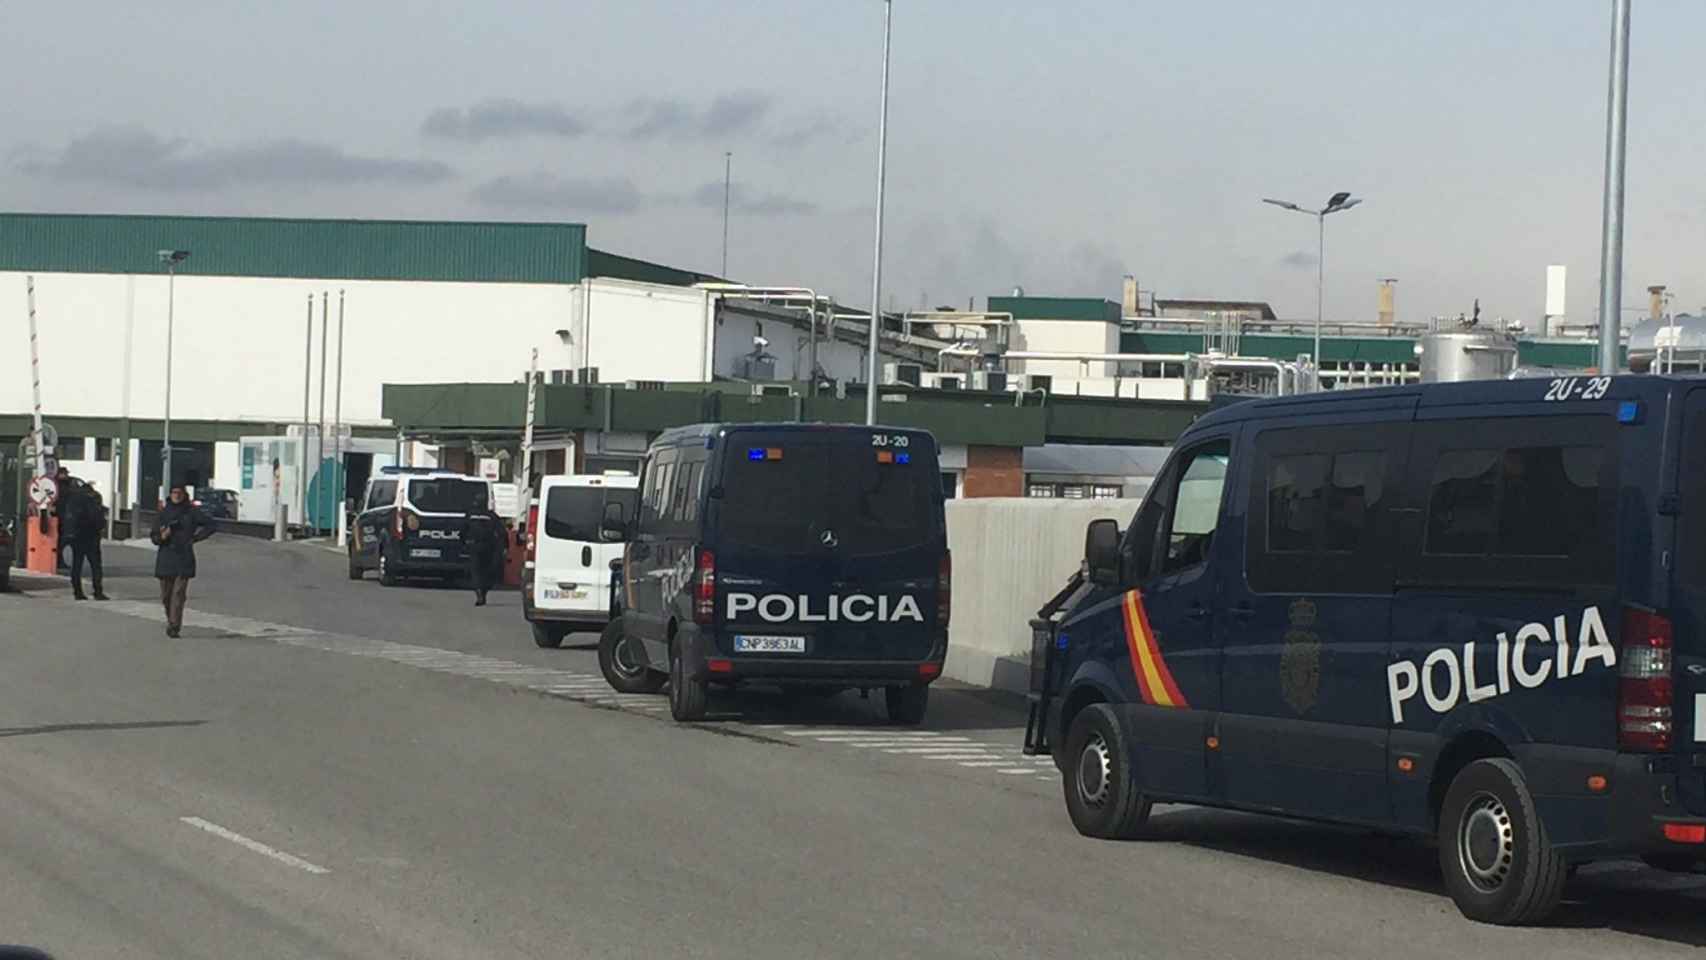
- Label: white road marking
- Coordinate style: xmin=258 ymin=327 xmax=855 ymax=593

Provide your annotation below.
xmin=179 ymin=817 xmax=329 ymax=875
xmin=956 ymin=761 xmax=1023 ymax=768
xmin=996 ymin=769 xmax=1034 ymax=775
xmin=881 ymin=747 xmax=1001 ymax=755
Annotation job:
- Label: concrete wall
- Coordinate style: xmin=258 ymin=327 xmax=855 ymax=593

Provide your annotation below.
xmin=1007 ymin=319 xmax=1121 ymax=379
xmin=943 ymin=497 xmax=1142 ymax=692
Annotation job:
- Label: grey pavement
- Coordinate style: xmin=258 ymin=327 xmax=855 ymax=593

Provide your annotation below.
xmin=0 ymin=538 xmax=1703 ymax=958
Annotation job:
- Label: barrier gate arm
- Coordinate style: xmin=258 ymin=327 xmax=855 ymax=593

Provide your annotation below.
xmin=1022 ymin=568 xmax=1087 ymax=757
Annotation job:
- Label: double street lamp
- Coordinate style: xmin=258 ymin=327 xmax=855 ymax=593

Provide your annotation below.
xmin=1262 ymin=192 xmax=1361 ymax=388
xmin=157 ymin=249 xmax=190 ymax=502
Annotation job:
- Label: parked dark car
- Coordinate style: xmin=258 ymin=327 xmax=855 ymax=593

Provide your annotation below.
xmin=194 ymin=488 xmax=240 ymax=520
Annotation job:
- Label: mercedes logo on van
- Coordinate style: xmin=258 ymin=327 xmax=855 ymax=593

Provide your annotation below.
xmin=819 ymin=529 xmax=839 ymax=548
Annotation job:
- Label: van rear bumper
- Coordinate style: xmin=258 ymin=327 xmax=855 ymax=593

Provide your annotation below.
xmin=1533 ymin=748 xmax=1706 ymax=860
xmin=707 ymin=657 xmax=943 ymax=687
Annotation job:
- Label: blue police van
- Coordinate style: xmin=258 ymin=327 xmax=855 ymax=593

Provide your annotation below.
xmin=1026 ymin=374 xmax=1706 ymax=924
xmin=597 ymin=423 xmax=949 ymax=724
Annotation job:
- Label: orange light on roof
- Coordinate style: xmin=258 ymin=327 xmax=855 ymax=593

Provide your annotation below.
xmin=766 ymin=448 xmax=783 ymax=461
xmin=876 ymin=450 xmax=894 ymax=464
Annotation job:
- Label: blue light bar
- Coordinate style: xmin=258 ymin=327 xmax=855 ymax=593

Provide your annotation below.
xmin=895 ymin=452 xmax=911 ymax=464
xmin=748 ymin=448 xmax=766 ymax=461
xmin=1617 ymin=400 xmax=1641 ymax=424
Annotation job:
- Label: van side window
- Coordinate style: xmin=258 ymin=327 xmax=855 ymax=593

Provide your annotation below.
xmin=1247 ymin=423 xmax=1403 ymax=594
xmin=671 ymin=461 xmax=702 ymax=523
xmin=640 ymin=449 xmax=678 ymax=526
xmin=1158 ymin=441 xmax=1230 ymax=576
xmin=1425 ymin=445 xmax=1604 ymax=559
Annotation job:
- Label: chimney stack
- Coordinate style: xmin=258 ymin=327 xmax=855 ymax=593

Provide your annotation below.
xmin=1649 ymin=285 xmax=1667 ymax=323
xmin=1377 ymin=278 xmax=1397 ymax=326
xmin=1121 ymin=275 xmax=1138 ymax=316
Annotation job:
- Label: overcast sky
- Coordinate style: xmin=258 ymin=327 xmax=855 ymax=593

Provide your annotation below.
xmin=4 ymin=1 xmax=1703 ymax=327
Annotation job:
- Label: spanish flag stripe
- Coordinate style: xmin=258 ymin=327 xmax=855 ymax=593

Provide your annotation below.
xmin=1119 ymin=592 xmax=1158 ymax=704
xmin=1131 ymin=592 xmax=1189 ymax=707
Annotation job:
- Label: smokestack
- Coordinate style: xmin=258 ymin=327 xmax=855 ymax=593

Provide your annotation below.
xmin=1544 ymin=265 xmax=1567 ymax=336
xmin=1121 ymin=275 xmax=1138 ymax=316
xmin=1377 ymin=278 xmax=1397 ymax=326
xmin=1649 ymin=285 xmax=1667 ymax=323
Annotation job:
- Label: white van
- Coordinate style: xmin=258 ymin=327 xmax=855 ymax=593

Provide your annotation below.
xmin=521 ymin=473 xmax=640 ymax=648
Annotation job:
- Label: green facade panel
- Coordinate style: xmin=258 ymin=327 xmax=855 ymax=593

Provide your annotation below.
xmin=987 ymin=296 xmax=1121 ymax=323
xmin=1121 ymin=331 xmax=1417 ymax=364
xmin=0 ymin=213 xmax=588 ymax=284
xmin=1517 ymin=340 xmax=1621 ymax=368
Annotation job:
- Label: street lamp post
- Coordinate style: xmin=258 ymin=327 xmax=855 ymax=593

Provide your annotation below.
xmin=1262 ymin=193 xmax=1361 ymax=389
xmin=156 ymin=249 xmax=190 ymax=503
xmin=1596 ymin=0 xmax=1632 ymax=374
xmin=864 ymin=0 xmax=894 ymax=426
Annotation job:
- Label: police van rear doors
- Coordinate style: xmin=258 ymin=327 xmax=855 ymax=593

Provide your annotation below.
xmin=399 ymin=476 xmax=488 ymax=565
xmin=711 ymin=428 xmax=945 ymax=662
xmin=1668 ymin=385 xmax=1706 ymax=816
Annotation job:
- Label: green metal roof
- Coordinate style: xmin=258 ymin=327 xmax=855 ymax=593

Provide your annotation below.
xmin=987 ymin=296 xmax=1122 ymax=323
xmin=0 ymin=414 xmax=394 ymax=444
xmin=0 ymin=213 xmax=588 ymax=284
xmin=587 ymin=249 xmax=721 ymax=287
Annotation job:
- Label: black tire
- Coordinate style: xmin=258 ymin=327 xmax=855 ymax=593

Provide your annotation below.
xmin=1438 ymin=757 xmax=1569 ymax=925
xmin=668 ymin=643 xmax=708 ymax=721
xmin=378 ymin=549 xmax=398 ymax=587
xmin=1062 ymin=703 xmax=1151 ymax=840
xmin=0 ymin=563 xmax=9 ymax=593
xmin=532 ymin=622 xmax=566 ymax=649
xmin=347 ymin=552 xmax=363 ymax=581
xmin=599 ymin=619 xmax=666 ymax=693
xmin=884 ymin=684 xmax=929 ymax=725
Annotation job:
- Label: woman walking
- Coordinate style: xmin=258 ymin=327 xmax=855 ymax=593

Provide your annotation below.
xmin=152 ymin=484 xmax=215 ymax=637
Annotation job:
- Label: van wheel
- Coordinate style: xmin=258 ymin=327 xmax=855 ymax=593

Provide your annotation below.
xmin=1438 ymin=758 xmax=1568 ymax=925
xmin=378 ymin=550 xmax=398 ymax=587
xmin=884 ymin=684 xmax=929 ymax=725
xmin=1062 ymin=704 xmax=1151 ymax=840
xmin=532 ymin=622 xmax=566 ymax=649
xmin=600 ymin=619 xmax=666 ymax=693
xmin=668 ymin=644 xmax=708 ymax=721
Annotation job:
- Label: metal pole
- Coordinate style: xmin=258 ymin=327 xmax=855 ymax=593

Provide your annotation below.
xmin=1315 ymin=212 xmax=1325 ymax=391
xmin=334 ymin=289 xmax=347 ymax=548
xmin=300 ymin=294 xmax=311 ymax=530
xmin=865 ymin=0 xmax=894 ymax=426
xmin=1597 ymin=0 xmax=1632 ymax=374
xmin=162 ymin=263 xmax=175 ymax=502
xmin=521 ymin=348 xmax=539 ymax=487
xmin=721 ymin=152 xmax=732 ymax=278
xmin=118 ymin=275 xmax=135 ymax=527
xmin=807 ymin=297 xmax=819 ymax=396
xmin=316 ymin=291 xmax=329 ymax=535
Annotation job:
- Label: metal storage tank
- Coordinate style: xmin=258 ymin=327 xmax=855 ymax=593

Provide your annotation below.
xmin=1417 ymin=330 xmax=1517 ymax=382
xmin=1628 ymin=313 xmax=1706 ymax=373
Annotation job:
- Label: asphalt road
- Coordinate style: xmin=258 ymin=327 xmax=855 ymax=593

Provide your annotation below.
xmin=1 ymin=536 xmax=1704 ymax=958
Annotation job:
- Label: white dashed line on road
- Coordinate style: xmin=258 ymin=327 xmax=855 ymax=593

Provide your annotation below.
xmin=179 ymin=816 xmax=330 ymax=875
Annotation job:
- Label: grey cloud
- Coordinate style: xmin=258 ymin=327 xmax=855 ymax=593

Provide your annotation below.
xmin=13 ymin=126 xmax=452 ymax=189
xmin=422 ymin=99 xmax=586 ymax=142
xmin=691 ymin=180 xmax=816 ymax=216
xmin=767 ymin=115 xmax=858 ymax=149
xmin=628 ymin=91 xmax=772 ymax=140
xmin=470 ymin=172 xmax=642 ymax=214
xmin=1280 ymin=249 xmax=1318 ymax=269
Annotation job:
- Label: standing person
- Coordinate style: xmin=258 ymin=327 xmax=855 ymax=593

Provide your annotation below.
xmin=463 ymin=493 xmax=505 ymax=607
xmin=152 ymin=484 xmax=214 ymax=637
xmin=53 ymin=467 xmax=74 ymax=572
xmin=65 ymin=484 xmax=109 ymax=601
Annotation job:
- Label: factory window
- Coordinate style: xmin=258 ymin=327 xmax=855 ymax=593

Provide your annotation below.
xmin=58 ymin=437 xmax=86 ymax=460
xmin=1026 ymin=484 xmax=1057 ymax=498
xmin=95 ymin=439 xmax=114 ymax=461
xmin=1092 ymin=484 xmax=1122 ymax=499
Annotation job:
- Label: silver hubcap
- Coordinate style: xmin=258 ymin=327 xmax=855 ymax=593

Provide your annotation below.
xmin=1458 ymin=792 xmax=1514 ymax=893
xmin=612 ymin=638 xmax=643 ymax=677
xmin=1077 ymin=732 xmax=1113 ymax=808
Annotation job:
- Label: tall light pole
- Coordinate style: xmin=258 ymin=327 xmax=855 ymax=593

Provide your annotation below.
xmin=156 ymin=249 xmax=190 ymax=503
xmin=1261 ymin=193 xmax=1360 ymax=388
xmin=865 ymin=0 xmax=894 ymax=426
xmin=1597 ymin=0 xmax=1632 ymax=374
xmin=721 ymin=152 xmax=732 ymax=278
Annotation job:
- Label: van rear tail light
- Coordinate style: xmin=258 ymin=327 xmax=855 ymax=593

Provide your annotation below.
xmin=1619 ymin=606 xmax=1674 ymax=752
xmin=525 ymin=503 xmax=540 ymax=562
xmin=938 ymin=551 xmax=952 ymax=629
xmin=694 ymin=548 xmax=716 ymax=625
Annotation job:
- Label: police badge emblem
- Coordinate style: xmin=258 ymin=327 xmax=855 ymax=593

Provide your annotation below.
xmin=1280 ymin=598 xmax=1322 ymax=714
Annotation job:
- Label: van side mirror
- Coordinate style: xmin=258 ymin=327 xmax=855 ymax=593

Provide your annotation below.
xmin=1085 ymin=518 xmax=1121 ymax=586
xmin=600 ymin=500 xmax=628 ymax=542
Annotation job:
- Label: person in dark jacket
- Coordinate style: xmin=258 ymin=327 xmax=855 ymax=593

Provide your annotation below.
xmin=64 ymin=485 xmax=109 ymax=601
xmin=152 ymin=484 xmax=215 ymax=637
xmin=462 ymin=494 xmax=506 ymax=607
xmin=53 ymin=467 xmax=74 ymax=572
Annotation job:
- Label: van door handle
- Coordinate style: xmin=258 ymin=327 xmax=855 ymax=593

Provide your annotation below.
xmin=1185 ymin=604 xmax=1210 ymax=623
xmin=582 ymin=546 xmax=592 ymax=567
xmin=1230 ymin=602 xmax=1254 ymax=621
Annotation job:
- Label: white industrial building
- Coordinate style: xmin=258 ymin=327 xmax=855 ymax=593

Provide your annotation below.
xmin=0 ymin=214 xmax=929 ymax=515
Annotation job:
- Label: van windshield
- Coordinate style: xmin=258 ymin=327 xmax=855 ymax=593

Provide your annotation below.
xmin=407 ymin=478 xmax=487 ymax=514
xmin=717 ymin=438 xmax=939 ymax=555
xmin=545 ymin=486 xmax=636 ymax=541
